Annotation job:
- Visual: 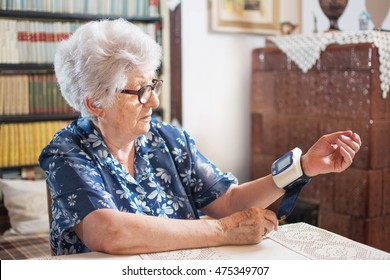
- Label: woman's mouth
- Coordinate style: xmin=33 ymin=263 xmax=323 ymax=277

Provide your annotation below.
xmin=141 ymin=114 xmax=152 ymax=121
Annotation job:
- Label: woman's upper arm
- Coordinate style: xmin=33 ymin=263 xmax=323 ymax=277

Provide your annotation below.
xmin=74 ymin=208 xmax=119 ymax=252
xmin=200 ymin=184 xmax=236 ymax=218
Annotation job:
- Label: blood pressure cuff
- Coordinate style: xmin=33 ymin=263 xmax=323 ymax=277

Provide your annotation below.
xmin=276 ymin=176 xmax=311 ymax=220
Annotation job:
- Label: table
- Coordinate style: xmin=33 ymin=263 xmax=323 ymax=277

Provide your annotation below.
xmin=38 ymin=223 xmax=390 ymax=260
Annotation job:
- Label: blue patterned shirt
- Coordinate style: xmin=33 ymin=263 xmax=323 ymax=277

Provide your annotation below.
xmin=39 ymin=117 xmax=237 ymax=255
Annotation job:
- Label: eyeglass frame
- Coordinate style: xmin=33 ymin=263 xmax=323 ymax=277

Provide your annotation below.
xmin=119 ymin=79 xmax=163 ymax=104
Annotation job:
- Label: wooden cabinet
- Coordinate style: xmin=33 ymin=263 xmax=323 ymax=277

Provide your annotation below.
xmin=251 ymin=42 xmax=390 ymax=252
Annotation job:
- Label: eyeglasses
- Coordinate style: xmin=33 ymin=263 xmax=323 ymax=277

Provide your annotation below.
xmin=120 ymin=79 xmax=163 ymax=104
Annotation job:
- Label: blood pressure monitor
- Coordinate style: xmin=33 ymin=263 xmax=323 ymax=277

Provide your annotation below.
xmin=271 ymin=147 xmax=305 ymax=190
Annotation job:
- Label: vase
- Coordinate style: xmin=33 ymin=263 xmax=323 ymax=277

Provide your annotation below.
xmin=365 ymin=0 xmax=390 ymax=29
xmin=319 ymin=0 xmax=349 ymax=31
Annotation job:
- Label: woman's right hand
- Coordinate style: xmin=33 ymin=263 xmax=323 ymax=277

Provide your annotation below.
xmin=215 ymin=207 xmax=278 ymax=245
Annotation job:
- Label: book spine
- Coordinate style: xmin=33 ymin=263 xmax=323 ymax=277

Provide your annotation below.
xmin=0 ymin=78 xmax=3 ymax=115
xmin=2 ymin=124 xmax=10 ymax=167
xmin=37 ymin=75 xmax=44 ymax=113
xmin=33 ymin=122 xmax=42 ymax=164
xmin=14 ymin=75 xmax=21 ymax=115
xmin=46 ymin=74 xmax=52 ymax=114
xmin=3 ymin=76 xmax=10 ymax=115
xmin=32 ymin=74 xmax=39 ymax=114
xmin=9 ymin=123 xmax=16 ymax=166
xmin=28 ymin=75 xmax=35 ymax=114
xmin=25 ymin=121 xmax=34 ymax=165
xmin=0 ymin=125 xmax=6 ymax=167
xmin=52 ymin=75 xmax=59 ymax=113
xmin=41 ymin=74 xmax=48 ymax=113
xmin=149 ymin=0 xmax=159 ymax=17
xmin=18 ymin=122 xmax=25 ymax=165
xmin=21 ymin=74 xmax=29 ymax=115
xmin=0 ymin=76 xmax=4 ymax=115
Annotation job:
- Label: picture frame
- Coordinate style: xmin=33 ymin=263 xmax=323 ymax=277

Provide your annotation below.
xmin=211 ymin=0 xmax=301 ymax=35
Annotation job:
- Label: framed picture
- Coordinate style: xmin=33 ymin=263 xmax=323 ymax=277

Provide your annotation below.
xmin=211 ymin=0 xmax=301 ymax=35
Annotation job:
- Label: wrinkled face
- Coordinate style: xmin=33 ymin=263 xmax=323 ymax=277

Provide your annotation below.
xmin=99 ymin=71 xmax=160 ymax=140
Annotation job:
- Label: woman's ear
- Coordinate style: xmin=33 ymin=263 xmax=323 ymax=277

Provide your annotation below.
xmin=85 ymin=97 xmax=104 ymax=118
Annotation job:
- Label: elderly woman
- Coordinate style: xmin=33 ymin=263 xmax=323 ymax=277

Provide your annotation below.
xmin=39 ymin=19 xmax=361 ymax=256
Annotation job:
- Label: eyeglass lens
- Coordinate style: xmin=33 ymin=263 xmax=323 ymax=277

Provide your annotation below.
xmin=139 ymin=80 xmax=162 ymax=104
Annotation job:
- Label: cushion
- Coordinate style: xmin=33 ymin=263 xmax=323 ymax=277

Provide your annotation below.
xmin=0 ymin=179 xmax=49 ymax=235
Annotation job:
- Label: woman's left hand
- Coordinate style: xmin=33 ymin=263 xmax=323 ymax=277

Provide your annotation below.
xmin=301 ymin=130 xmax=362 ymax=177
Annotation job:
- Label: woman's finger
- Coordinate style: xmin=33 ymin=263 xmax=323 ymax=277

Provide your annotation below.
xmin=339 ymin=146 xmax=353 ymax=168
xmin=337 ymin=137 xmax=356 ymax=158
xmin=263 ymin=209 xmax=279 ymax=230
xmin=339 ymin=135 xmax=361 ymax=153
xmin=351 ymin=132 xmax=362 ymax=147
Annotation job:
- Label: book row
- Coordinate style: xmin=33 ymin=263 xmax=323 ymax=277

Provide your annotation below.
xmin=0 ymin=0 xmax=160 ymax=17
xmin=0 ymin=19 xmax=160 ymax=63
xmin=0 ymin=120 xmax=70 ymax=167
xmin=0 ymin=74 xmax=73 ymax=115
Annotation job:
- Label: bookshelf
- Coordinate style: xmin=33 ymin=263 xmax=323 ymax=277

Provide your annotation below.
xmin=0 ymin=0 xmax=175 ymax=176
xmin=0 ymin=10 xmax=161 ymax=23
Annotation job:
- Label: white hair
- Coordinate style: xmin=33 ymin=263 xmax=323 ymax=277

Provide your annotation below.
xmin=54 ymin=18 xmax=162 ymax=119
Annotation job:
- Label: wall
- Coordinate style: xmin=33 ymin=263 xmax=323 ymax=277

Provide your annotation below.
xmin=181 ymin=0 xmax=262 ymax=183
xmin=181 ymin=0 xmax=390 ymax=183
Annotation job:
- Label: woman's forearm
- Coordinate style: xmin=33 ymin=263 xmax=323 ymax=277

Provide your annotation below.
xmin=76 ymin=209 xmax=223 ymax=255
xmin=202 ymin=175 xmax=285 ymax=218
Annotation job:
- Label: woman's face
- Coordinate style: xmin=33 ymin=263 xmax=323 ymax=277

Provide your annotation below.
xmin=99 ymin=71 xmax=160 ymax=140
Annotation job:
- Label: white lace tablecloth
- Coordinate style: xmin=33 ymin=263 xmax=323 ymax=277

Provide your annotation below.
xmin=268 ymin=222 xmax=390 ymax=260
xmin=268 ymin=31 xmax=390 ymax=98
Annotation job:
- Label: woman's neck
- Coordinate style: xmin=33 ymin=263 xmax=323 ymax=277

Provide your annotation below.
xmin=93 ymin=120 xmax=136 ymax=176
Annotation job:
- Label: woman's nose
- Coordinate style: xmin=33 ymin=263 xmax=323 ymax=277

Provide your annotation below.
xmin=145 ymin=91 xmax=160 ymax=108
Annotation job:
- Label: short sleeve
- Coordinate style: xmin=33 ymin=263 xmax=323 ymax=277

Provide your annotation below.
xmin=39 ymin=131 xmax=117 ymax=232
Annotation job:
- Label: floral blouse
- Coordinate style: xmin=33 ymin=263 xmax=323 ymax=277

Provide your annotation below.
xmin=39 ymin=117 xmax=237 ymax=255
